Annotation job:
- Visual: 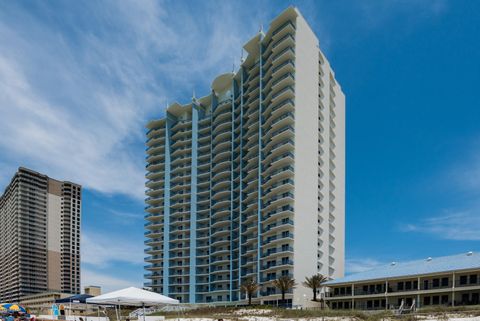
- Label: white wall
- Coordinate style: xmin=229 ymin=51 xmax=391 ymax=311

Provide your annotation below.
xmin=292 ymin=10 xmax=322 ymax=308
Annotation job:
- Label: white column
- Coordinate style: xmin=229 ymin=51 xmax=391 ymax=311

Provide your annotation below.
xmin=452 ymin=272 xmax=456 ymax=307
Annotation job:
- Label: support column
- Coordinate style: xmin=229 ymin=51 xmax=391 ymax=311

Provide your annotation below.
xmin=351 ymin=284 xmax=355 ymax=310
xmin=452 ymin=272 xmax=456 ymax=307
xmin=230 ymin=80 xmax=236 ymax=302
xmin=163 ymin=112 xmax=175 ymax=296
xmin=256 ymin=34 xmax=265 ymax=294
xmin=417 ymin=276 xmax=421 ymax=310
xmin=237 ymin=67 xmax=245 ymax=301
xmin=189 ymin=101 xmax=199 ymax=304
xmin=385 ymin=280 xmax=389 ymax=310
xmin=208 ymin=92 xmax=218 ymax=295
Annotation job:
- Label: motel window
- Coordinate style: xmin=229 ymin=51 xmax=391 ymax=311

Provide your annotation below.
xmin=334 ymin=288 xmax=340 ymax=295
xmin=432 ymin=278 xmax=440 ymax=288
xmin=369 ymin=285 xmax=375 ymax=293
xmin=441 ymin=295 xmax=449 ymax=304
xmin=472 ymin=293 xmax=479 ymax=304
xmin=432 ymin=296 xmax=440 ymax=305
xmin=398 ymin=282 xmax=404 ymax=290
xmin=405 ymin=281 xmax=412 ymax=290
xmin=332 ymin=302 xmax=337 ymax=309
xmin=441 ymin=277 xmax=449 ymax=287
xmin=470 ymin=275 xmax=478 ymax=284
xmin=424 ymin=297 xmax=431 ymax=306
xmin=363 ymin=285 xmax=368 ymax=293
xmin=460 ymin=276 xmax=468 ymax=285
xmin=367 ymin=301 xmax=373 ymax=309
xmin=340 ymin=287 xmax=346 ymax=295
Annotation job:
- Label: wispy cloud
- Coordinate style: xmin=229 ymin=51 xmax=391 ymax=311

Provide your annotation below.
xmin=346 ymin=258 xmax=384 ymax=274
xmin=0 ymin=1 xmax=258 ymax=199
xmin=402 ymin=210 xmax=480 ymax=241
xmin=82 ymin=268 xmax=142 ymax=293
xmin=81 ymin=231 xmax=144 ymax=268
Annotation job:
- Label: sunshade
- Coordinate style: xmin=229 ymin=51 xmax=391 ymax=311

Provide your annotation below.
xmin=1 ymin=304 xmax=26 ymax=313
xmin=86 ymin=287 xmax=178 ymax=306
xmin=86 ymin=287 xmax=179 ymax=321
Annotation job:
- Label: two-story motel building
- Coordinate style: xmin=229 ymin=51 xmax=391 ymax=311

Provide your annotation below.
xmin=324 ymin=252 xmax=480 ymax=310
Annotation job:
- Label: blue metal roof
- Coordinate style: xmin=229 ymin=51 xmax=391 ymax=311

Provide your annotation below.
xmin=325 ymin=252 xmax=480 ymax=285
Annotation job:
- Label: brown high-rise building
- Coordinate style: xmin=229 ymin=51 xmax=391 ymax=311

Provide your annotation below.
xmin=0 ymin=167 xmax=81 ymax=303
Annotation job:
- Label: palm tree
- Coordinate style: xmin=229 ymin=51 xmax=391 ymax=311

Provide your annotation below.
xmin=303 ymin=273 xmax=329 ymax=302
xmin=240 ymin=279 xmax=258 ymax=305
xmin=273 ymin=275 xmax=296 ymax=307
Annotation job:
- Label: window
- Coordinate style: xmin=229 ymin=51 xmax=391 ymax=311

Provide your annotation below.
xmin=398 ymin=282 xmax=404 ymax=291
xmin=432 ymin=296 xmax=440 ymax=305
xmin=405 ymin=281 xmax=412 ymax=290
xmin=432 ymin=278 xmax=440 ymax=288
xmin=441 ymin=277 xmax=449 ymax=287
xmin=441 ymin=295 xmax=449 ymax=304
xmin=460 ymin=275 xmax=468 ymax=285
xmin=470 ymin=275 xmax=478 ymax=284
xmin=424 ymin=297 xmax=431 ymax=306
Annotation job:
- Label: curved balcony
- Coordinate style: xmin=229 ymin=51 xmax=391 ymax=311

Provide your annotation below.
xmin=146 ymin=152 xmax=165 ymax=164
xmin=145 ymin=178 xmax=165 ymax=189
xmin=263 ymin=204 xmax=293 ymax=225
xmin=263 ymin=98 xmax=294 ymax=120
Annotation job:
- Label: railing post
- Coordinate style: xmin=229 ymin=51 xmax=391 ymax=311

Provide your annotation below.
xmin=385 ymin=280 xmax=388 ymax=310
xmin=452 ymin=272 xmax=455 ymax=307
xmin=417 ymin=276 xmax=421 ymax=310
xmin=351 ymin=284 xmax=355 ymax=310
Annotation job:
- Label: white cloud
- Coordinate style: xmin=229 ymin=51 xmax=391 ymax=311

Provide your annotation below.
xmin=81 ymin=231 xmax=144 ymax=268
xmin=82 ymin=268 xmax=142 ymax=293
xmin=402 ymin=211 xmax=480 ymax=241
xmin=346 ymin=258 xmax=384 ymax=274
xmin=0 ymin=1 xmax=258 ymax=199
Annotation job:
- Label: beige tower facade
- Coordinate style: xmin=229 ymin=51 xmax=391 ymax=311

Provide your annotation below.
xmin=144 ymin=7 xmax=345 ymax=306
xmin=0 ymin=167 xmax=81 ymax=302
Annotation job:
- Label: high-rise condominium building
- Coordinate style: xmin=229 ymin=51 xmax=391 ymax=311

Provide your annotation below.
xmin=144 ymin=7 xmax=345 ymax=306
xmin=0 ymin=167 xmax=81 ymax=302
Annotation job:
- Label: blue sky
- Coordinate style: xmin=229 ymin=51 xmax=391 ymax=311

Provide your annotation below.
xmin=0 ymin=0 xmax=479 ymax=291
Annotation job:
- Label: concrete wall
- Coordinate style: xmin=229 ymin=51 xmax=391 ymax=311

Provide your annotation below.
xmin=47 ymin=192 xmax=62 ymax=291
xmin=293 ymin=11 xmax=321 ymax=308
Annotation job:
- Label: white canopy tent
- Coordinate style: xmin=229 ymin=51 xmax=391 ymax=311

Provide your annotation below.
xmin=86 ymin=287 xmax=179 ymax=321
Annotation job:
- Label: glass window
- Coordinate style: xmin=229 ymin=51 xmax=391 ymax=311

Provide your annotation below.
xmin=441 ymin=277 xmax=449 ymax=287
xmin=470 ymin=275 xmax=478 ymax=284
